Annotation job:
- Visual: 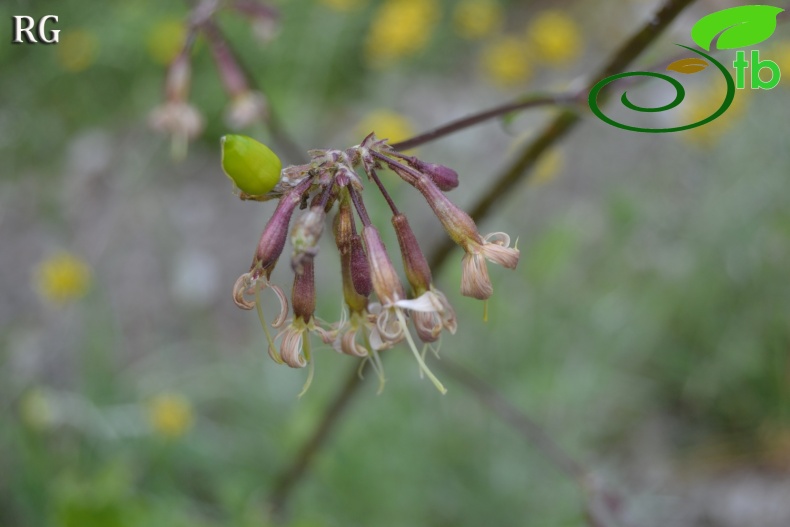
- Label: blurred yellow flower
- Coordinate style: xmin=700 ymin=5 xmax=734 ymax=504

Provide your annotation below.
xmin=453 ymin=0 xmax=502 ymax=40
xmin=146 ymin=19 xmax=187 ymax=66
xmin=33 ymin=251 xmax=92 ymax=305
xmin=356 ymin=110 xmax=415 ymax=143
xmin=319 ymin=0 xmax=367 ymax=12
xmin=768 ymin=40 xmax=790 ymax=86
xmin=682 ymin=82 xmax=749 ymax=147
xmin=481 ymin=36 xmax=532 ymax=87
xmin=532 ymin=148 xmax=565 ymax=185
xmin=365 ymin=0 xmax=439 ymax=67
xmin=56 ymin=30 xmax=99 ymax=72
xmin=526 ymin=11 xmax=582 ymax=66
xmin=147 ymin=393 xmax=193 ymax=439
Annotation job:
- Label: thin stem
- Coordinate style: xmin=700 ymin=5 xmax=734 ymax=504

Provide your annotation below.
xmin=391 ymin=93 xmax=580 ymax=151
xmin=348 ymin=186 xmax=372 ymax=227
xmin=370 ymin=150 xmax=421 ymax=185
xmin=315 ymin=178 xmax=335 ymax=209
xmin=266 ymin=0 xmax=699 ymax=522
xmin=368 ymin=169 xmax=400 ymax=215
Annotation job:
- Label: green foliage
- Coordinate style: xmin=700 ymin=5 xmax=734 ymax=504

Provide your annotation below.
xmin=2 ymin=1 xmax=790 ymax=526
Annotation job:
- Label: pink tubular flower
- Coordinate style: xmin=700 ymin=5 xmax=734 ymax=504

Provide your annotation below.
xmin=391 ymin=213 xmax=456 ymax=342
xmin=412 ymin=173 xmax=519 ymax=299
xmin=269 ymin=255 xmax=332 ymax=396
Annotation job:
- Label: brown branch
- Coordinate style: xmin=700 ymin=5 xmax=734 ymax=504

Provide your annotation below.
xmin=268 ymin=366 xmax=365 ymax=521
xmin=391 ymin=92 xmax=581 ymax=151
xmin=265 ymin=0 xmax=698 ymax=521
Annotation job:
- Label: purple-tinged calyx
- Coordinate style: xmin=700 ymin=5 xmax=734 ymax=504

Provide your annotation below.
xmin=252 ymin=178 xmax=310 ymax=278
xmin=361 ymin=225 xmax=404 ymax=306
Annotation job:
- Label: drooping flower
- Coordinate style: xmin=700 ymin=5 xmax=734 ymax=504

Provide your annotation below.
xmin=226 ymin=132 xmax=519 ymax=393
xmin=371 ymin=150 xmax=520 ymax=299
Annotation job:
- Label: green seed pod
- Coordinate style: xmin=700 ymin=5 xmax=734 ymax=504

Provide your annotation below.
xmin=220 ymin=134 xmax=282 ymax=196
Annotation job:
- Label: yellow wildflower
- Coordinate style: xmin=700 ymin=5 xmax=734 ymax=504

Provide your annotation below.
xmin=319 ymin=0 xmax=367 ymax=12
xmin=356 ymin=110 xmax=414 ymax=143
xmin=146 ymin=19 xmax=187 ymax=66
xmin=682 ymin=82 xmax=749 ymax=147
xmin=33 ymin=251 xmax=92 ymax=305
xmin=526 ymin=11 xmax=582 ymax=66
xmin=56 ymin=30 xmax=99 ymax=72
xmin=147 ymin=393 xmax=193 ymax=439
xmin=768 ymin=40 xmax=790 ymax=86
xmin=365 ymin=0 xmax=439 ymax=67
xmin=481 ymin=36 xmax=532 ymax=87
xmin=532 ymin=148 xmax=564 ymax=185
xmin=453 ymin=0 xmax=502 ymax=40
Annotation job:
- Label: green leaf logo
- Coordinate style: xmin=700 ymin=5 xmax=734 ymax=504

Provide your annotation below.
xmin=691 ymin=5 xmax=784 ymax=51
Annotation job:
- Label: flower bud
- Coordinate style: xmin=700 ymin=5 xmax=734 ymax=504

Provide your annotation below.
xmin=291 ymin=206 xmax=326 ymax=274
xmin=409 ymin=159 xmax=458 ymax=191
xmin=251 ymin=179 xmax=310 ymax=275
xmin=391 ymin=214 xmax=431 ymax=294
xmin=221 ymin=135 xmax=282 ymax=197
xmin=334 ymin=202 xmax=367 ymax=313
xmin=350 ymin=235 xmax=373 ymax=297
xmin=291 ymin=255 xmax=316 ymax=320
xmin=362 ymin=225 xmax=404 ymax=305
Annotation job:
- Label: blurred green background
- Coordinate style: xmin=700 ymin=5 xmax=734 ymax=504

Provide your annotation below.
xmin=2 ymin=0 xmax=790 ymax=526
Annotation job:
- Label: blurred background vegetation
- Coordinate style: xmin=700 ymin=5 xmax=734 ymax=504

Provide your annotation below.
xmin=2 ymin=0 xmax=790 ymax=526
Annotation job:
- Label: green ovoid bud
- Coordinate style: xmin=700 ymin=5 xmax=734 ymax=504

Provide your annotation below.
xmin=220 ymin=134 xmax=282 ymax=196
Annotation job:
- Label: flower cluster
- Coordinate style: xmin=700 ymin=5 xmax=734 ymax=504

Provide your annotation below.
xmin=230 ymin=134 xmax=520 ymax=393
xmin=148 ymin=0 xmax=278 ymax=158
